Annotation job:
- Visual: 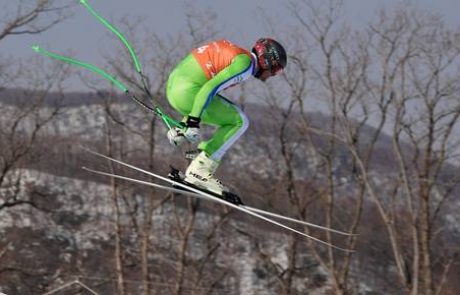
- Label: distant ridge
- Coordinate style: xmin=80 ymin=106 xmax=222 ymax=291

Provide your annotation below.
xmin=0 ymin=88 xmax=125 ymax=107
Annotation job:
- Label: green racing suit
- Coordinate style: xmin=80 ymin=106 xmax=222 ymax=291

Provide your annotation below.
xmin=166 ymin=39 xmax=255 ymax=161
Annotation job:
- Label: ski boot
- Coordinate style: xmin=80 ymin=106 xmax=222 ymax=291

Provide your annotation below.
xmin=184 ymin=149 xmax=200 ymax=161
xmin=168 ymin=151 xmax=243 ymax=205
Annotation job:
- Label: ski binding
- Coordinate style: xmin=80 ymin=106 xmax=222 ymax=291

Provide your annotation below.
xmin=168 ymin=167 xmax=243 ymax=205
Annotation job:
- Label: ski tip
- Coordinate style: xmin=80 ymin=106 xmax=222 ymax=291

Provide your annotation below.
xmin=82 ymin=166 xmax=94 ymax=173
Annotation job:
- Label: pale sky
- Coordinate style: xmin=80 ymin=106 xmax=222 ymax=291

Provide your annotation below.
xmin=1 ymin=0 xmax=460 ymax=90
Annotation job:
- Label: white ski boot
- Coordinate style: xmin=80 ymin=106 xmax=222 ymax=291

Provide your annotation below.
xmin=184 ymin=151 xmax=228 ymax=196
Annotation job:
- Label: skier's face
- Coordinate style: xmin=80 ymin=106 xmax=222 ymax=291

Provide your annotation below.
xmin=256 ymin=69 xmax=272 ymax=82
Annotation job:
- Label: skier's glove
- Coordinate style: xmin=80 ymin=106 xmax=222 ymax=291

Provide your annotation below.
xmin=167 ymin=116 xmax=201 ymax=146
xmin=183 ymin=116 xmax=201 ymax=143
xmin=167 ymin=124 xmax=186 ymax=146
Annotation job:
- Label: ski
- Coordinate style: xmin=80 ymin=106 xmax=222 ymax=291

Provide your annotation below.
xmin=166 ymin=167 xmax=354 ymax=236
xmin=241 ymin=206 xmax=356 ymax=236
xmin=83 ymin=166 xmax=355 ymax=237
xmin=82 ymin=149 xmax=355 ymax=252
xmin=82 ymin=166 xmax=197 ymax=196
xmin=83 ymin=166 xmax=354 ymax=253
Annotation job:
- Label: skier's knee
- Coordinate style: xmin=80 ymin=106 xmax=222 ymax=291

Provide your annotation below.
xmin=236 ymin=112 xmax=249 ymax=134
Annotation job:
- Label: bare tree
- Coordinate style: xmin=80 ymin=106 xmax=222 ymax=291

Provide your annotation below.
xmin=0 ymin=0 xmax=72 ymax=41
xmin=283 ymin=1 xmax=460 ymax=294
xmin=79 ymin=8 xmax=228 ymax=294
xmin=102 ymin=94 xmax=127 ymax=295
xmin=0 ymin=60 xmax=67 ymax=212
xmin=0 ymin=60 xmax=70 ymax=295
xmin=382 ymin=10 xmax=460 ymax=294
xmin=243 ymin=1 xmax=369 ymax=293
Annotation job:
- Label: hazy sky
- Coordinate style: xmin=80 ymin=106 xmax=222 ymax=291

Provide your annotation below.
xmin=1 ymin=0 xmax=460 ymax=90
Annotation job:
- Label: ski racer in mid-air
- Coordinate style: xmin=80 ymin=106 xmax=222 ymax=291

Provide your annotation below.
xmin=34 ymin=2 xmax=355 ymax=250
xmin=166 ymin=38 xmax=287 ymax=197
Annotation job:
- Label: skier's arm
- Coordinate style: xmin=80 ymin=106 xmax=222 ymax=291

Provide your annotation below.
xmin=189 ymin=54 xmax=253 ymax=119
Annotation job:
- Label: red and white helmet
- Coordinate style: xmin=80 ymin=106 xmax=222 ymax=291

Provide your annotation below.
xmin=252 ymin=38 xmax=287 ymax=76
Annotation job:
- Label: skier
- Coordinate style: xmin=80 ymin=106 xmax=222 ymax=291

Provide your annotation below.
xmin=166 ymin=38 xmax=287 ymax=196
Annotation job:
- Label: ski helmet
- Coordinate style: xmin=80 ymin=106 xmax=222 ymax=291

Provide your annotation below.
xmin=252 ymin=38 xmax=287 ymax=76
